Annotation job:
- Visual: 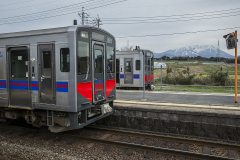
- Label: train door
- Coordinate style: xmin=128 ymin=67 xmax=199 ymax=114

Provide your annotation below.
xmin=38 ymin=44 xmax=55 ymax=104
xmin=124 ymin=58 xmax=133 ymax=84
xmin=8 ymin=47 xmax=31 ymax=107
xmin=93 ymin=41 xmax=105 ymax=102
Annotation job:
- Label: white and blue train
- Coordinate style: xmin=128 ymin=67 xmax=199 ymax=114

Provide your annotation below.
xmin=116 ymin=48 xmax=154 ymax=90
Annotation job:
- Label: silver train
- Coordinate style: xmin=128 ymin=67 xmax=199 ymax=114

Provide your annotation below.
xmin=116 ymin=48 xmax=154 ymax=90
xmin=0 ymin=25 xmax=116 ymax=132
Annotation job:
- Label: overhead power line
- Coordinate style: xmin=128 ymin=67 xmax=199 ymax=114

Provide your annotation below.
xmin=0 ymin=0 xmax=63 ymax=12
xmin=0 ymin=0 xmax=97 ymax=21
xmin=102 ymin=7 xmax=240 ymax=20
xmin=102 ymin=7 xmax=240 ymax=24
xmin=0 ymin=0 xmax=39 ymax=8
xmin=116 ymin=27 xmax=240 ymax=38
xmin=103 ymin=9 xmax=240 ymax=22
xmin=0 ymin=0 xmax=127 ymax=25
xmin=105 ymin=13 xmax=240 ymax=24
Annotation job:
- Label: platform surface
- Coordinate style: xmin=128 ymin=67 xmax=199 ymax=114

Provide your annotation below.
xmin=116 ymin=90 xmax=240 ymax=108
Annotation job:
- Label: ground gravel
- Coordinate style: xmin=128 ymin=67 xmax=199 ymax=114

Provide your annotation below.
xmin=0 ymin=124 xmax=239 ymax=159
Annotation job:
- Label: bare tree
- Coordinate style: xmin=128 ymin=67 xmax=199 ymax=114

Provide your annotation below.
xmin=120 ymin=45 xmax=134 ymax=51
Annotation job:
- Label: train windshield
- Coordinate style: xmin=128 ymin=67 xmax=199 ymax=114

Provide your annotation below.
xmin=145 ymin=51 xmax=153 ymax=73
xmin=77 ymin=29 xmax=115 ymax=77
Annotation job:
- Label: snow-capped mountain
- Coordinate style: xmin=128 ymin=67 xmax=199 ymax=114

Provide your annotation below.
xmin=154 ymin=45 xmax=234 ymax=59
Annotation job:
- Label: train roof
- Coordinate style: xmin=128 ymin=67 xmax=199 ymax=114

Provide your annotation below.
xmin=116 ymin=49 xmax=153 ymax=55
xmin=0 ymin=25 xmax=115 ymax=40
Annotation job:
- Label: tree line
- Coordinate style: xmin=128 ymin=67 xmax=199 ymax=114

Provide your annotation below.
xmin=156 ymin=56 xmax=239 ymax=63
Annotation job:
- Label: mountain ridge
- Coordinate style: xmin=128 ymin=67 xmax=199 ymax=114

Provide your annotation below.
xmin=154 ymin=45 xmax=234 ymax=59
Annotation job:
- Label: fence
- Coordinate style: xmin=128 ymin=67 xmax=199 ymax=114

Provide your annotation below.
xmin=154 ymin=84 xmax=240 ymax=94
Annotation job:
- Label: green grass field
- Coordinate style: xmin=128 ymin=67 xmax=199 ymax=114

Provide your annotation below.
xmin=154 ymin=60 xmax=240 ymax=93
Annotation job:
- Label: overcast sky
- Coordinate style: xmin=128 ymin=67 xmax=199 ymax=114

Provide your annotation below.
xmin=0 ymin=0 xmax=239 ymax=56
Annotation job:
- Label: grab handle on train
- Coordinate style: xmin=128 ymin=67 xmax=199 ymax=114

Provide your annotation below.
xmin=41 ymin=76 xmax=45 ymax=81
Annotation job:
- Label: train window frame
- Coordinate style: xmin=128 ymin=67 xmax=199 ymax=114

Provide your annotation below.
xmin=136 ymin=60 xmax=140 ymax=71
xmin=94 ymin=49 xmax=103 ymax=73
xmin=42 ymin=51 xmax=52 ymax=77
xmin=106 ymin=46 xmax=115 ymax=73
xmin=10 ymin=49 xmax=28 ymax=79
xmin=77 ymin=31 xmax=90 ymax=75
xmin=60 ymin=48 xmax=70 ymax=72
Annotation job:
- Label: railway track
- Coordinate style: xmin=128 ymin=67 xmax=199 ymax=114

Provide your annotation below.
xmin=1 ymin=122 xmax=240 ymax=160
xmin=69 ymin=126 xmax=240 ymax=160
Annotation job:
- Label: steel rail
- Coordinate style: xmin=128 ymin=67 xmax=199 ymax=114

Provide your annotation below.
xmin=88 ymin=125 xmax=240 ymax=151
xmin=66 ymin=131 xmax=236 ymax=160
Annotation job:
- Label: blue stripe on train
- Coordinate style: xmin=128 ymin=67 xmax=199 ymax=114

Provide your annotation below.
xmin=56 ymin=82 xmax=68 ymax=85
xmin=120 ymin=74 xmax=124 ymax=79
xmin=56 ymin=87 xmax=68 ymax=92
xmin=31 ymin=81 xmax=38 ymax=91
xmin=56 ymin=81 xmax=68 ymax=92
xmin=10 ymin=85 xmax=29 ymax=90
xmin=9 ymin=80 xmax=28 ymax=90
xmin=133 ymin=74 xmax=140 ymax=79
xmin=0 ymin=85 xmax=6 ymax=89
xmin=0 ymin=80 xmax=6 ymax=89
xmin=0 ymin=80 xmax=6 ymax=83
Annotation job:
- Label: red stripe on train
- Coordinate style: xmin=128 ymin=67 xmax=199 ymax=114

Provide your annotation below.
xmin=56 ymin=85 xmax=68 ymax=88
xmin=10 ymin=83 xmax=28 ymax=86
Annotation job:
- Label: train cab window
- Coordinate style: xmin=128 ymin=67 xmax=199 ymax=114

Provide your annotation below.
xmin=145 ymin=58 xmax=147 ymax=72
xmin=60 ymin=48 xmax=70 ymax=72
xmin=78 ymin=31 xmax=89 ymax=75
xmin=136 ymin=60 xmax=140 ymax=70
xmin=148 ymin=58 xmax=151 ymax=72
xmin=107 ymin=46 xmax=115 ymax=73
xmin=151 ymin=57 xmax=154 ymax=71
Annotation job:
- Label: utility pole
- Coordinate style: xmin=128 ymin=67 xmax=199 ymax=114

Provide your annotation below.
xmin=96 ymin=15 xmax=102 ymax=28
xmin=235 ymin=30 xmax=238 ymax=103
xmin=223 ymin=30 xmax=238 ymax=103
xmin=93 ymin=14 xmax=102 ymax=28
xmin=78 ymin=7 xmax=89 ymax=25
xmin=217 ymin=40 xmax=219 ymax=62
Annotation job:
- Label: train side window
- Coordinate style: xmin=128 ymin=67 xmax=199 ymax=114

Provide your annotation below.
xmin=60 ymin=48 xmax=70 ymax=72
xmin=107 ymin=46 xmax=115 ymax=73
xmin=136 ymin=60 xmax=140 ymax=70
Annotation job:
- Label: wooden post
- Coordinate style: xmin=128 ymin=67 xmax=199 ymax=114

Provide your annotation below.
xmin=235 ymin=30 xmax=238 ymax=103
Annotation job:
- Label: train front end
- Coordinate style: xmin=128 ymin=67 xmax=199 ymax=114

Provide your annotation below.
xmin=61 ymin=26 xmax=116 ymax=132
